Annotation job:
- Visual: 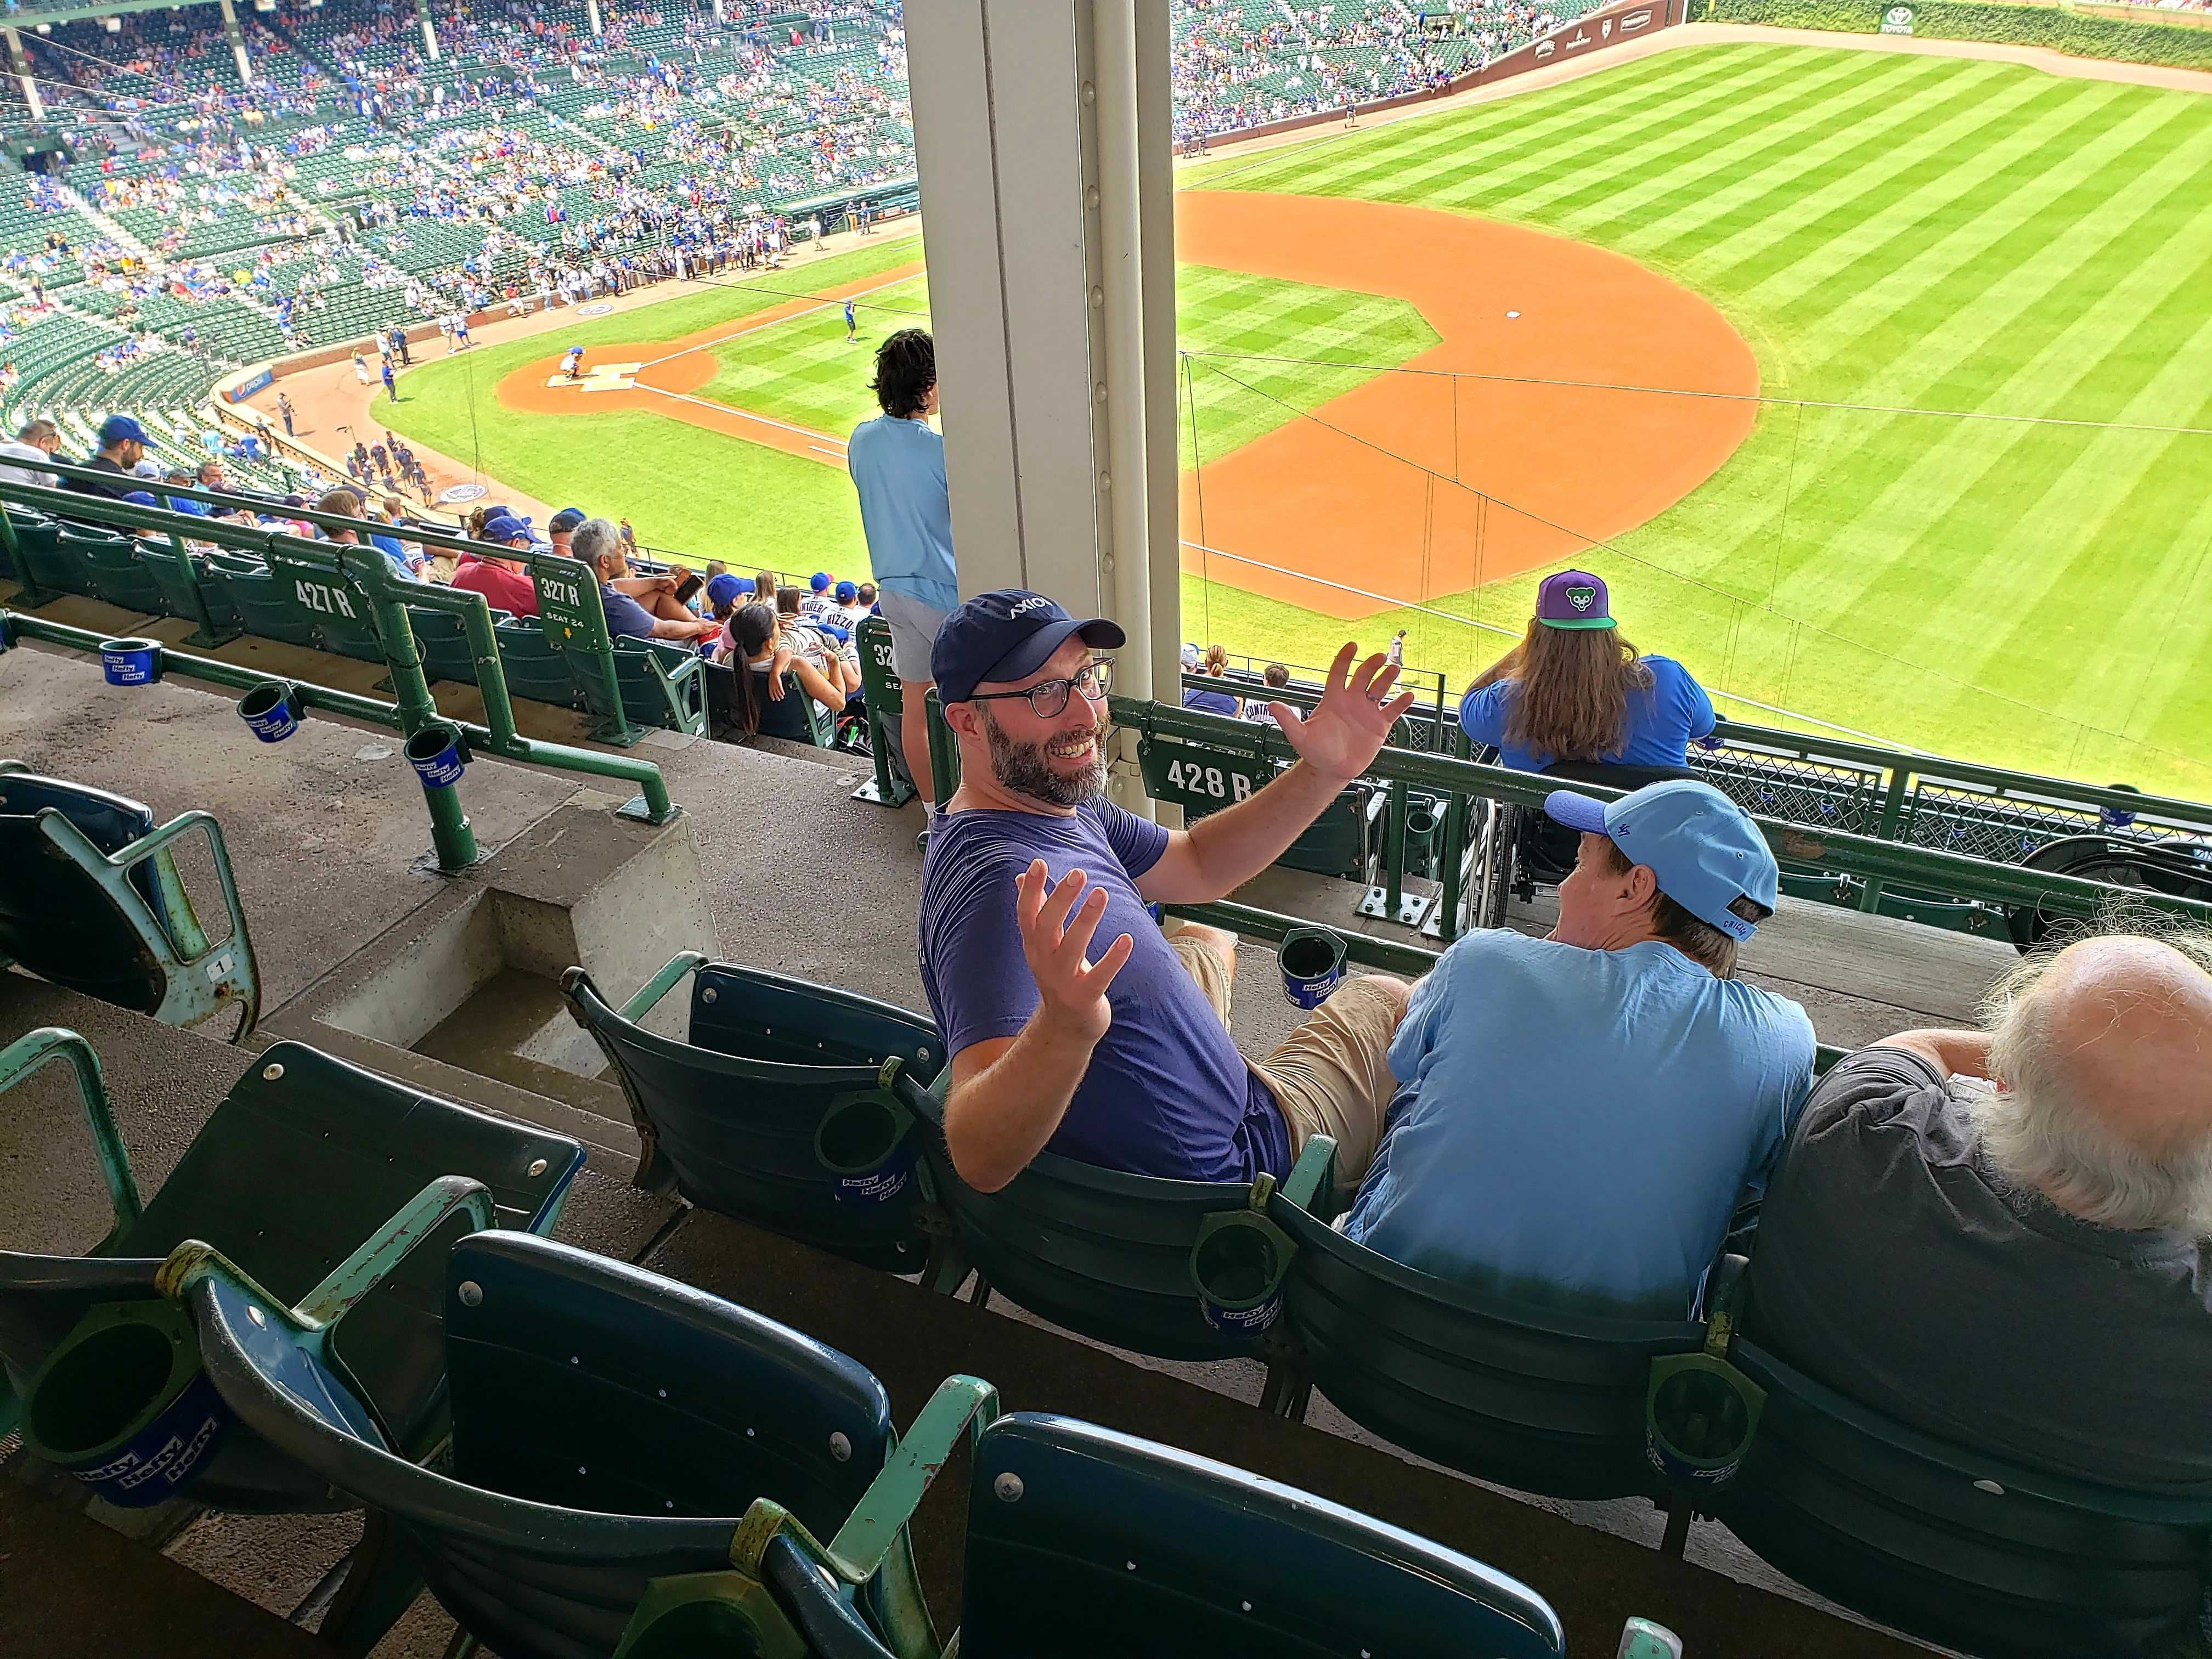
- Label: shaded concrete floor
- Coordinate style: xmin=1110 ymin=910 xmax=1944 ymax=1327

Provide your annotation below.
xmin=0 ymin=652 xmax=2032 ymax=1655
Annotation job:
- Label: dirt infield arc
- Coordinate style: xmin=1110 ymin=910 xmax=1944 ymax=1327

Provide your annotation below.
xmin=498 ymin=190 xmax=1758 ymax=619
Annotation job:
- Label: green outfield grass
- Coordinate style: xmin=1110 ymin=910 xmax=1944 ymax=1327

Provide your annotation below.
xmin=1179 ymin=42 xmax=2212 ymax=793
xmin=388 ymin=239 xmax=1436 ymax=573
xmin=697 ymin=265 xmax=1439 ymax=471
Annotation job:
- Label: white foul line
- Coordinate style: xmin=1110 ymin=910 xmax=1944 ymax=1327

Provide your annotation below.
xmin=631 ymin=381 xmax=847 ymax=452
xmin=634 ymin=268 xmax=925 ymax=372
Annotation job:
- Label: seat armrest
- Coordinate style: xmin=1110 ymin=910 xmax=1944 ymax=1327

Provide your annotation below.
xmin=1280 ymin=1133 xmax=1338 ymax=1214
xmin=0 ymin=1026 xmax=140 ymax=1245
xmin=825 ymin=1375 xmax=1000 ymax=1583
xmin=618 ymin=951 xmax=709 ymax=1022
xmin=290 ymin=1176 xmax=496 ymax=1329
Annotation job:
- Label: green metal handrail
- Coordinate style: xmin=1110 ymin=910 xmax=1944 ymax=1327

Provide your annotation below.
xmin=1115 ymin=696 xmax=2212 ymax=933
xmin=0 ymin=474 xmax=677 ymax=867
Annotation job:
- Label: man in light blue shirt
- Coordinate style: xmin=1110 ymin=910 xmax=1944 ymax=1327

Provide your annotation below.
xmin=848 ymin=327 xmax=955 ymax=801
xmin=1344 ymin=780 xmax=1815 ymax=1318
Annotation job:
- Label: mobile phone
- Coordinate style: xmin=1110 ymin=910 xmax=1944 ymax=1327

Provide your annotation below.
xmin=673 ymin=573 xmax=703 ymax=605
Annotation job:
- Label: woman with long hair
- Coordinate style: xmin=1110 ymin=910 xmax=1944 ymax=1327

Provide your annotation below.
xmin=716 ymin=602 xmax=845 ymax=736
xmin=1460 ymin=571 xmax=1714 ymax=771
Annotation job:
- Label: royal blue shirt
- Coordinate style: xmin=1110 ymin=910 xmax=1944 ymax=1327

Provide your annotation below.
xmin=1460 ymin=654 xmax=1714 ymax=773
xmin=918 ymin=797 xmax=1290 ymax=1184
xmin=1344 ymin=929 xmax=1814 ymax=1318
xmin=600 ymin=583 xmax=657 ymax=640
xmin=1181 ymin=684 xmax=1240 ymax=717
xmin=847 ymin=414 xmax=957 ymax=614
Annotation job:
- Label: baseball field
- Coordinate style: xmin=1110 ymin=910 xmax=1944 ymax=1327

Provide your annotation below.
xmin=383 ymin=40 xmax=2212 ymax=795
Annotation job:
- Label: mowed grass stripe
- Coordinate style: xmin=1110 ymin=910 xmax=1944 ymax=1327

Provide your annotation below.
xmin=1206 ymin=46 xmax=2212 ymax=783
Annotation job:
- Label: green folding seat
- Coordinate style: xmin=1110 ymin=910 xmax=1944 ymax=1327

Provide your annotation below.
xmin=212 ymin=561 xmax=321 ymax=648
xmin=494 ymin=617 xmax=584 ymax=710
xmin=610 ymin=636 xmax=707 ymax=734
xmin=0 ymin=1028 xmax=583 ymax=1516
xmin=143 ymin=541 xmax=244 ymax=643
xmin=69 ymin=530 xmax=167 ymax=616
xmin=563 ymin=957 xmax=938 ymax=1272
xmin=408 ymin=603 xmax=489 ymax=685
xmin=264 ymin=545 xmax=383 ymax=664
xmin=704 ymin=660 xmax=832 ymax=745
xmin=13 ymin=512 xmax=91 ymax=598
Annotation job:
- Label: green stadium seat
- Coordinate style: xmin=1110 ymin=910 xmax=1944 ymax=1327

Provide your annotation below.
xmin=0 ymin=1028 xmax=583 ymax=1514
xmin=703 ymin=659 xmax=833 ymax=746
xmin=950 ymin=1412 xmax=1566 ymax=1659
xmin=851 ymin=613 xmax=915 ymax=805
xmin=13 ymin=514 xmax=91 ymax=600
xmin=609 ymin=636 xmax=707 ymax=735
xmin=143 ymin=541 xmax=244 ymax=645
xmin=0 ymin=765 xmax=259 ymax=1035
xmin=562 ymin=957 xmax=938 ymax=1272
xmin=179 ymin=1230 xmax=958 ymax=1659
xmin=1249 ymin=1163 xmax=1706 ymax=1503
xmin=407 ymin=603 xmax=490 ymax=685
xmin=210 ymin=562 xmax=321 ymax=650
xmin=70 ymin=531 xmax=168 ymax=617
xmin=528 ymin=551 xmax=645 ymax=744
xmin=264 ymin=545 xmax=383 ymax=665
xmin=493 ymin=617 xmax=584 ymax=710
xmin=1714 ymin=1339 xmax=2212 ymax=1658
xmin=910 ymin=1081 xmax=1304 ymax=1363
xmin=1278 ymin=781 xmax=1384 ymax=881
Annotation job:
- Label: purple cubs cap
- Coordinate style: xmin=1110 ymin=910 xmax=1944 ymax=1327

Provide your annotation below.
xmin=1537 ymin=569 xmax=1612 ymax=630
xmin=1544 ymin=779 xmax=1778 ymax=941
xmin=933 ymin=589 xmax=1125 ymax=706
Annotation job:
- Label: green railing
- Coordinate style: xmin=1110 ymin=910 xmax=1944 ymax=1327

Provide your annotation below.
xmin=0 ymin=469 xmax=678 ymax=872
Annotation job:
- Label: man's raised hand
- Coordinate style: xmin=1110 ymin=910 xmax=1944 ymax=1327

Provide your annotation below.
xmin=1015 ymin=861 xmax=1135 ymax=1047
xmin=1269 ymin=640 xmax=1418 ymax=785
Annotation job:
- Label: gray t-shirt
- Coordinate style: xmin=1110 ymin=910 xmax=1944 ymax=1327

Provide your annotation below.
xmin=1746 ymin=1046 xmax=2212 ymax=1489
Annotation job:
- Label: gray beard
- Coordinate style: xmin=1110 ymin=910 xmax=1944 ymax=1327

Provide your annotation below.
xmin=979 ymin=707 xmax=1110 ymax=808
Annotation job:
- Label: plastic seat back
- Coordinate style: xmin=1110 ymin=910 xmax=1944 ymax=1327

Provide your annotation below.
xmin=17 ymin=514 xmax=89 ymax=596
xmin=69 ymin=531 xmax=167 ymax=615
xmin=0 ymin=774 xmax=164 ymax=1012
xmin=121 ymin=1043 xmax=583 ymax=1460
xmin=1271 ymin=1201 xmax=1702 ymax=1500
xmin=565 ymin=963 xmax=936 ymax=1271
xmin=1719 ymin=1340 xmax=2212 ymax=1658
xmin=960 ymin=1413 xmax=1565 ymax=1659
xmin=707 ymin=662 xmax=831 ymax=744
xmin=408 ymin=605 xmax=483 ymax=684
xmin=145 ymin=542 xmax=243 ymax=636
xmin=912 ymin=1099 xmax=1274 ymax=1362
xmin=265 ymin=545 xmax=383 ymax=664
xmin=495 ymin=618 xmax=584 ymax=709
xmin=213 ymin=563 xmax=321 ymax=648
xmin=612 ymin=637 xmax=706 ymax=733
xmin=1277 ymin=783 xmax=1372 ymax=880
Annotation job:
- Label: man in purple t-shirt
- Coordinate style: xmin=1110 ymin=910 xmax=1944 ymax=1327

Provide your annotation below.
xmin=918 ymin=589 xmax=1416 ymax=1194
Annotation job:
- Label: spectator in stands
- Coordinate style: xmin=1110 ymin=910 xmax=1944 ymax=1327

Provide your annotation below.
xmin=918 ymin=592 xmax=1416 ymax=1193
xmin=276 ymin=392 xmax=295 ymax=437
xmin=828 ymin=579 xmax=867 ymax=633
xmin=1460 ymin=572 xmax=1714 ymax=772
xmin=545 ymin=506 xmax=586 ymax=556
xmin=64 ymin=415 xmax=149 ymax=501
xmin=161 ymin=467 xmax=206 ymax=517
xmin=0 ymin=418 xmax=60 ymax=490
xmin=1744 ymin=929 xmax=2212 ymax=1488
xmin=848 ymin=328 xmax=955 ymax=803
xmin=1244 ymin=662 xmax=1290 ymax=724
xmin=313 ymin=486 xmax=420 ymax=580
xmin=573 ymin=515 xmax=717 ymax=644
xmin=774 ymin=586 xmax=861 ymax=697
xmin=703 ymin=570 xmax=754 ymax=634
xmin=1342 ymin=781 xmax=1812 ymax=1314
xmin=194 ymin=459 xmax=228 ymax=496
xmin=1181 ymin=642 xmax=1241 ymax=716
xmin=451 ymin=516 xmax=539 ymax=617
xmin=718 ymin=600 xmax=846 ymax=733
xmin=799 ymin=571 xmax=836 ymax=623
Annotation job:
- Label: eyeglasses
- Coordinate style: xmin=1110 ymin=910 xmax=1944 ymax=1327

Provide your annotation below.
xmin=968 ymin=658 xmax=1114 ymax=719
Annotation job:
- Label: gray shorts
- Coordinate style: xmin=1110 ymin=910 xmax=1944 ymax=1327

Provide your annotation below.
xmin=877 ymin=589 xmax=949 ymax=682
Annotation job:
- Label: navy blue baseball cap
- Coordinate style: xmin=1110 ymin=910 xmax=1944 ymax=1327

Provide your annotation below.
xmin=1544 ymin=780 xmax=1778 ymax=941
xmin=933 ymin=589 xmax=1125 ymax=706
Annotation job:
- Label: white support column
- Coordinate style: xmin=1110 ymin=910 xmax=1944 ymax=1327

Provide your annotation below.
xmin=904 ymin=0 xmax=1179 ymax=744
xmin=417 ymin=0 xmax=439 ymax=61
xmin=586 ymin=0 xmax=603 ymax=37
xmin=4 ymin=29 xmax=42 ymax=122
xmin=217 ymin=0 xmax=254 ymax=88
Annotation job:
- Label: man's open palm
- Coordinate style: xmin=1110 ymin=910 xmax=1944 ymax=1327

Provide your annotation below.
xmin=1270 ymin=641 xmax=1417 ymax=784
xmin=1015 ymin=861 xmax=1134 ymax=1046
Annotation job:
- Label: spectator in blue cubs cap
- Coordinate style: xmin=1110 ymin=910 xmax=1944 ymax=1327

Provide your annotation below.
xmin=65 ymin=414 xmax=149 ymax=501
xmin=545 ymin=506 xmax=586 ymax=555
xmin=918 ymin=588 xmax=1419 ymax=1198
xmin=1340 ymin=778 xmax=1814 ymax=1319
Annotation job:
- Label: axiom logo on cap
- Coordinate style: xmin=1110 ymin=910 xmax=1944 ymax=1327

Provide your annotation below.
xmin=1566 ymin=585 xmax=1598 ymax=612
xmin=1008 ymin=595 xmax=1054 ymax=617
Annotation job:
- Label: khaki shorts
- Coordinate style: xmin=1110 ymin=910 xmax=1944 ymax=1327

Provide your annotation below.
xmin=1169 ymin=932 xmax=1403 ymax=1190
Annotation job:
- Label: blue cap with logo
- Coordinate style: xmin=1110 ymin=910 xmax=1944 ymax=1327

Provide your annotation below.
xmin=99 ymin=414 xmax=148 ymax=447
xmin=1543 ymin=779 xmax=1778 ymax=941
xmin=706 ymin=572 xmax=750 ymax=606
xmin=479 ymin=512 xmax=532 ymax=545
xmin=834 ymin=579 xmax=857 ymax=604
xmin=810 ymin=571 xmax=831 ymax=592
xmin=933 ymin=589 xmax=1126 ymax=706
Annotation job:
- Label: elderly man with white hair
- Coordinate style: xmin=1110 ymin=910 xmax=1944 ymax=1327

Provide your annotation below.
xmin=1745 ymin=929 xmax=2212 ymax=1488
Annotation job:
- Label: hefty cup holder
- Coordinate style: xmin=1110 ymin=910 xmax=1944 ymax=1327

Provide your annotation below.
xmin=813 ymin=1082 xmax=917 ymax=1208
xmin=1278 ymin=925 xmax=1348 ymax=1010
xmin=99 ymin=636 xmax=162 ymax=687
xmin=2098 ymin=783 xmax=2142 ymax=831
xmin=20 ymin=1297 xmax=232 ymax=1509
xmin=613 ymin=1570 xmax=790 ymax=1659
xmin=404 ymin=721 xmax=470 ymax=790
xmin=1643 ymin=1351 xmax=1765 ymax=1497
xmin=238 ymin=680 xmax=304 ymax=743
xmin=1189 ymin=1198 xmax=1297 ymax=1338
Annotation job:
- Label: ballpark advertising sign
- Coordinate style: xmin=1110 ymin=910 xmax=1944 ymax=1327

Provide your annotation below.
xmin=1519 ymin=0 xmax=1671 ymax=72
xmin=1880 ymin=5 xmax=1916 ymax=32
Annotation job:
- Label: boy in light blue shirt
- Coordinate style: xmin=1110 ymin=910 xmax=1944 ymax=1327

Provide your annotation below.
xmin=1343 ymin=781 xmax=1815 ymax=1319
xmin=849 ymin=328 xmax=956 ymax=800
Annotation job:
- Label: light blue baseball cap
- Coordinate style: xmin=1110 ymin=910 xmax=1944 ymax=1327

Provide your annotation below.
xmin=1543 ymin=779 xmax=1778 ymax=941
